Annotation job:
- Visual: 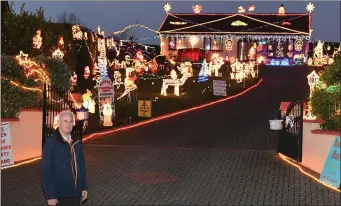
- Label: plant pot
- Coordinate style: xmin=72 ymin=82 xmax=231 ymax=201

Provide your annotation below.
xmin=269 ymin=119 xmax=283 ymax=130
xmin=76 ymin=109 xmax=89 ymax=120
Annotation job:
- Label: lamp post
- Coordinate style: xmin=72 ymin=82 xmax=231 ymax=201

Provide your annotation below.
xmin=305 ymin=70 xmax=319 ymax=119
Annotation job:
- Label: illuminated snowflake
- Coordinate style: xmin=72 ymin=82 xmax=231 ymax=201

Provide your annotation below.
xmin=164 ymin=3 xmax=172 ymax=13
xmin=306 ymin=2 xmax=315 ymax=13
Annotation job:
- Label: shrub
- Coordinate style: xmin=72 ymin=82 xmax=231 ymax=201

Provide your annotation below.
xmin=1 ymin=55 xmax=72 ymax=118
xmin=311 ymin=55 xmax=341 ymax=130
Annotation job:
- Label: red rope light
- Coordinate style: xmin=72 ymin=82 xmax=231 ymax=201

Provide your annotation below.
xmin=83 ymin=78 xmax=263 ymax=141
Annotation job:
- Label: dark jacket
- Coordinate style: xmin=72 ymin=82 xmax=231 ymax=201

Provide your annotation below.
xmin=41 ymin=129 xmax=88 ymax=199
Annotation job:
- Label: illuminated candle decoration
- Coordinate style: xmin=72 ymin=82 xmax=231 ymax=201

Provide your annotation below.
xmin=32 ymin=30 xmax=43 ymax=49
xmin=192 ymin=5 xmax=203 ymax=14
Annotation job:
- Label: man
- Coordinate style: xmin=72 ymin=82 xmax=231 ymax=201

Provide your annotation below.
xmin=42 ymin=110 xmax=88 ymax=206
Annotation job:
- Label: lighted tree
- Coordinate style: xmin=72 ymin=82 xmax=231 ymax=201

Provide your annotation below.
xmin=276 ymin=41 xmax=284 ymax=57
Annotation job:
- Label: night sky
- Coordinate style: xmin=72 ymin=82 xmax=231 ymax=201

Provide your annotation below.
xmin=12 ymin=1 xmax=340 ymax=45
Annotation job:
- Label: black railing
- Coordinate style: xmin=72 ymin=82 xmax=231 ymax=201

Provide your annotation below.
xmin=42 ymin=83 xmax=83 ymax=146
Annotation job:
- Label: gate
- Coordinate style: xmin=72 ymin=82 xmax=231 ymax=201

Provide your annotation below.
xmin=277 ymin=100 xmax=305 ymax=162
xmin=42 ymin=83 xmax=83 ymax=147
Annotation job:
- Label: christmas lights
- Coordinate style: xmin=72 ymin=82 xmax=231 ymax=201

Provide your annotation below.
xmin=231 ymin=21 xmax=248 ymax=26
xmin=306 ymin=2 xmax=315 ymax=13
xmin=72 ymin=25 xmax=83 ymax=40
xmin=170 ymin=21 xmax=188 ymax=25
xmin=161 ymin=34 xmax=310 ymax=41
xmin=52 ymin=49 xmax=64 ymax=59
xmin=164 ymin=2 xmax=172 ymax=13
xmin=32 ymin=30 xmax=43 ymax=49
xmin=192 ymin=5 xmax=203 ymax=14
xmin=237 ymin=6 xmax=245 ymax=13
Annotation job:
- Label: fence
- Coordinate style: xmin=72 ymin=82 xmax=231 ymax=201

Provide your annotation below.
xmin=42 ymin=83 xmax=83 ymax=147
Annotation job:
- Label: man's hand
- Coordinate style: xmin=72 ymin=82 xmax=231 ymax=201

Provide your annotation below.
xmin=81 ymin=190 xmax=88 ymax=202
xmin=47 ymin=199 xmax=58 ymax=206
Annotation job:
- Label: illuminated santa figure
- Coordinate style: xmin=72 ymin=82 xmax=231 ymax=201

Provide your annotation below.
xmin=93 ymin=62 xmax=99 ymax=75
xmin=33 ymin=30 xmax=43 ymax=49
xmin=84 ymin=66 xmax=90 ymax=79
xmin=58 ymin=36 xmax=64 ymax=48
xmin=135 ymin=50 xmax=145 ymax=63
xmin=71 ymin=72 xmax=77 ymax=86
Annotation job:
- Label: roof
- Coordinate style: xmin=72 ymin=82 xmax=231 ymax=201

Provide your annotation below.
xmin=158 ymin=13 xmax=310 ymax=35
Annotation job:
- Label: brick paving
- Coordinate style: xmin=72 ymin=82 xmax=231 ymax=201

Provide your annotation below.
xmin=2 ymin=146 xmax=340 ymax=205
xmin=2 ymin=67 xmax=340 ymax=205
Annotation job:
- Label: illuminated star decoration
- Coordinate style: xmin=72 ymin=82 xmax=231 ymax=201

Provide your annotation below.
xmin=164 ymin=2 xmax=172 ymax=13
xmin=306 ymin=2 xmax=315 ymax=13
xmin=16 ymin=51 xmax=28 ymax=65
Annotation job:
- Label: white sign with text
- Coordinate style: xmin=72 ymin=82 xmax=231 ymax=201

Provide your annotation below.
xmin=1 ymin=122 xmax=14 ymax=167
xmin=213 ymin=80 xmax=227 ymax=96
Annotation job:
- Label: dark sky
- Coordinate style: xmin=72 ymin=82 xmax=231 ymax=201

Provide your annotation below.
xmin=12 ymin=1 xmax=340 ymax=44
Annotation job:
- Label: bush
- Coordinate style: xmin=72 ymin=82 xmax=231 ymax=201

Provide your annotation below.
xmin=34 ymin=55 xmax=72 ymax=91
xmin=1 ymin=56 xmax=42 ymax=117
xmin=311 ymin=55 xmax=341 ymax=131
xmin=1 ymin=55 xmax=72 ymax=118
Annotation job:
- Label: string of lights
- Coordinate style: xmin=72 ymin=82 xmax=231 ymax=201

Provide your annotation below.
xmin=112 ymin=24 xmax=159 ymax=35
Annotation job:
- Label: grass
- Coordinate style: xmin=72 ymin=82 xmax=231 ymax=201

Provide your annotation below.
xmin=84 ymin=70 xmax=260 ymax=135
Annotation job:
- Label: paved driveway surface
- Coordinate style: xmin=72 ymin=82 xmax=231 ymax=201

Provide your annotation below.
xmin=2 ymin=67 xmax=340 ymax=205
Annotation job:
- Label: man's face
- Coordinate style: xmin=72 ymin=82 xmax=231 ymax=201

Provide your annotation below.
xmin=58 ymin=114 xmax=74 ymax=135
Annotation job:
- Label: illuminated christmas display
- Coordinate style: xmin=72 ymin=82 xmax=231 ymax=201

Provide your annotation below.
xmin=158 ymin=3 xmax=313 ymax=66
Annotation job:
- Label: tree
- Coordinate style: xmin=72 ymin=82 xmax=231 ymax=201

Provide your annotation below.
xmin=57 ymin=11 xmax=86 ymax=27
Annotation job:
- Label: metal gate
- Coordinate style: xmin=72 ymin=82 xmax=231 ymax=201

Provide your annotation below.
xmin=277 ymin=100 xmax=305 ymax=162
xmin=42 ymin=83 xmax=83 ymax=147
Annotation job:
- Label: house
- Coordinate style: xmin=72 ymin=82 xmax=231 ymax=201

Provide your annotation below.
xmin=158 ymin=5 xmax=311 ymax=65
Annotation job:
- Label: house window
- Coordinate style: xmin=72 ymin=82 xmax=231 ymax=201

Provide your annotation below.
xmin=210 ymin=39 xmax=223 ymax=51
xmin=204 ymin=38 xmax=223 ymax=51
xmin=168 ymin=37 xmax=176 ymax=50
xmin=204 ymin=38 xmax=211 ymax=50
xmin=177 ymin=37 xmax=187 ymax=49
xmin=268 ymin=40 xmax=274 ymax=57
xmin=237 ymin=39 xmax=248 ymax=61
xmin=275 ymin=40 xmax=286 ymax=58
xmin=247 ymin=41 xmax=257 ymax=61
xmin=287 ymin=39 xmax=294 ymax=58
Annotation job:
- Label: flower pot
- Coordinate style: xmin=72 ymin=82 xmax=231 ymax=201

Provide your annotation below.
xmin=269 ymin=119 xmax=283 ymax=130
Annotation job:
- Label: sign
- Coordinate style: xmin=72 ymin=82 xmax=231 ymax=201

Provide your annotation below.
xmin=213 ymin=80 xmax=227 ymax=96
xmin=320 ymin=136 xmax=340 ymax=188
xmin=1 ymin=122 xmax=14 ymax=167
xmin=98 ymin=77 xmax=115 ymax=121
xmin=138 ymin=100 xmax=152 ymax=117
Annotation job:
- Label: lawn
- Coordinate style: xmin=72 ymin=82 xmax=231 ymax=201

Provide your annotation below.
xmin=84 ymin=68 xmax=260 ymax=135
